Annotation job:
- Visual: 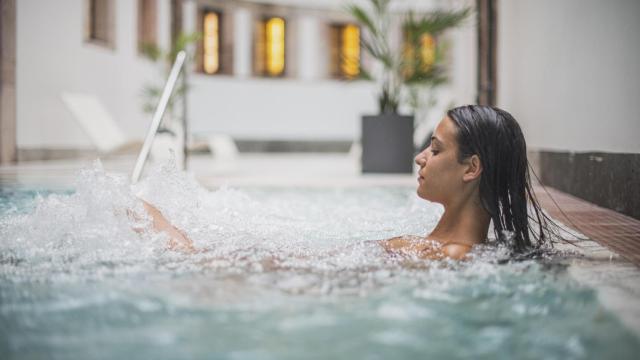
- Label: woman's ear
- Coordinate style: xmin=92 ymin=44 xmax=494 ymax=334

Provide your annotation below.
xmin=462 ymin=154 xmax=482 ymax=182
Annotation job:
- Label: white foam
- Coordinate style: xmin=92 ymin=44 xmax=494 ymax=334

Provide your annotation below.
xmin=0 ymin=159 xmax=507 ymax=290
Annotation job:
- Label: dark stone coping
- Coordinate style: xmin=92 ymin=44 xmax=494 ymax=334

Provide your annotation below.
xmin=537 ymin=150 xmax=640 ymax=221
xmin=233 ymin=140 xmax=352 ymax=153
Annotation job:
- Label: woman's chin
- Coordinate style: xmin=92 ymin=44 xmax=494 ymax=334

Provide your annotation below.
xmin=416 ymin=187 xmax=429 ymax=200
xmin=416 ymin=185 xmax=439 ymax=203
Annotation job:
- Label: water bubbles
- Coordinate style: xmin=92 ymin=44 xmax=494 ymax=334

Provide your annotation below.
xmin=3 ymin=163 xmax=639 ymax=359
xmin=0 ymin=162 xmax=161 ymax=281
xmin=1 ymin=159 xmax=541 ymax=295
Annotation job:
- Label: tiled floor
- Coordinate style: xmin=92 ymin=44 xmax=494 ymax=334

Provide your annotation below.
xmin=534 ymin=185 xmax=640 ymax=267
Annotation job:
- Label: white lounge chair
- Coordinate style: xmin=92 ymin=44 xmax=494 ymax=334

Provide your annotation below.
xmin=61 ymin=92 xmax=180 ymax=162
xmin=61 ymin=92 xmax=132 ymax=154
xmin=206 ymin=134 xmax=239 ymax=160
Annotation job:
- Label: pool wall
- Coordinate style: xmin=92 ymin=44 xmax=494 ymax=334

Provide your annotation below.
xmin=533 ymin=150 xmax=640 ymax=221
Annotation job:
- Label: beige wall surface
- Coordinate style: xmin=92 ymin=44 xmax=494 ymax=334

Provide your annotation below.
xmin=497 ymin=0 xmax=640 ymax=153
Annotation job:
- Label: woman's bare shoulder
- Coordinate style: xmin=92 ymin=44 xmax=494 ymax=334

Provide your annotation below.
xmin=379 ymin=235 xmax=424 ymax=252
xmin=441 ymin=243 xmax=472 ymax=260
xmin=377 ymin=235 xmax=472 ymax=260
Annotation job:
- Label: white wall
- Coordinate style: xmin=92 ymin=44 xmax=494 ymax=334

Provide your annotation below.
xmin=16 ymin=0 xmax=167 ymax=149
xmin=244 ymin=0 xmax=451 ymax=12
xmin=497 ymin=0 xmax=640 ymax=153
xmin=449 ymin=0 xmax=477 ymax=109
xmin=16 ymin=0 xmax=477 ymax=148
xmin=186 ymin=0 xmax=476 ymax=140
xmin=189 ymin=76 xmax=378 ymax=140
xmin=185 ymin=4 xmax=379 ymax=140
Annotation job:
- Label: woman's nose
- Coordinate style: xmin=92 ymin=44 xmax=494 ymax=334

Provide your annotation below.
xmin=415 ymin=146 xmax=432 ymax=165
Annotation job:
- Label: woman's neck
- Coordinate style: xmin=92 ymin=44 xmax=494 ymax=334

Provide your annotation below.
xmin=428 ymin=195 xmax=491 ymax=247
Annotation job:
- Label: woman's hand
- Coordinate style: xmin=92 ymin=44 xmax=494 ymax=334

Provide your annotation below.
xmin=379 ymin=235 xmax=470 ymax=260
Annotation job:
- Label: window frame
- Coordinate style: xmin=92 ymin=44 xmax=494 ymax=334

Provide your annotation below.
xmin=328 ymin=22 xmax=362 ymax=80
xmin=253 ymin=15 xmax=288 ymax=78
xmin=137 ymin=0 xmax=158 ymax=54
xmin=84 ymin=0 xmax=115 ymax=49
xmin=196 ymin=5 xmax=234 ymax=76
xmin=197 ymin=8 xmax=223 ymax=75
xmin=401 ymin=24 xmax=439 ymax=79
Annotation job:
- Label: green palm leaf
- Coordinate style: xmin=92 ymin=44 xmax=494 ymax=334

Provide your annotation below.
xmin=346 ymin=0 xmax=470 ymax=115
xmin=346 ymin=5 xmax=377 ymax=37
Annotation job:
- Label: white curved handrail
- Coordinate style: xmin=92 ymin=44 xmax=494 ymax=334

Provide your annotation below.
xmin=131 ymin=51 xmax=187 ymax=184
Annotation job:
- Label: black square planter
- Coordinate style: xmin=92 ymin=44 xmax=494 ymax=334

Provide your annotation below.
xmin=361 ymin=114 xmax=415 ymax=173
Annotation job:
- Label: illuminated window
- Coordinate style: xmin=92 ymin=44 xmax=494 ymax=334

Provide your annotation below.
xmin=197 ymin=8 xmax=232 ymax=75
xmin=85 ymin=0 xmax=114 ymax=47
xmin=329 ymin=24 xmax=361 ymax=79
xmin=419 ymin=33 xmax=436 ymax=70
xmin=137 ymin=0 xmax=157 ymax=53
xmin=403 ymin=29 xmax=437 ymax=78
xmin=202 ymin=11 xmax=220 ymax=74
xmin=254 ymin=16 xmax=286 ymax=77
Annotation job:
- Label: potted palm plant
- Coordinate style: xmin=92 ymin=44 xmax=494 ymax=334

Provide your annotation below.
xmin=348 ymin=0 xmax=469 ymax=173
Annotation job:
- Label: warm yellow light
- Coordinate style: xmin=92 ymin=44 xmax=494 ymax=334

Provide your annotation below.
xmin=420 ymin=33 xmax=436 ymax=70
xmin=265 ymin=17 xmax=285 ymax=76
xmin=341 ymin=24 xmax=360 ymax=78
xmin=203 ymin=12 xmax=219 ymax=74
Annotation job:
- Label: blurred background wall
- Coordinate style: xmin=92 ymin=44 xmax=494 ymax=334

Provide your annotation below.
xmin=495 ymin=0 xmax=640 ymax=219
xmin=497 ymin=0 xmax=640 ymax=154
xmin=16 ymin=0 xmax=165 ymax=152
xmin=12 ymin=0 xmax=476 ymax=158
xmin=5 ymin=0 xmax=639 ymax=217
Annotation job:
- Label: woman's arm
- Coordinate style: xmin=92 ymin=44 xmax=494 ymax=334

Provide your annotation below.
xmin=138 ymin=200 xmax=195 ymax=252
xmin=131 ymin=203 xmax=470 ymax=260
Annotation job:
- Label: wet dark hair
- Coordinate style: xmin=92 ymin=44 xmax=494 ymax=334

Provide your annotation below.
xmin=446 ymin=105 xmax=559 ymax=255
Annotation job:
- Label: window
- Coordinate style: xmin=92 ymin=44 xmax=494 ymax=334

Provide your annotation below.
xmin=418 ymin=33 xmax=436 ymax=70
xmin=329 ymin=23 xmax=361 ymax=79
xmin=254 ymin=16 xmax=286 ymax=77
xmin=196 ymin=6 xmax=233 ymax=75
xmin=138 ymin=0 xmax=157 ymax=53
xmin=85 ymin=0 xmax=114 ymax=47
xmin=197 ymin=7 xmax=233 ymax=75
xmin=202 ymin=10 xmax=221 ymax=74
xmin=402 ymin=29 xmax=437 ymax=78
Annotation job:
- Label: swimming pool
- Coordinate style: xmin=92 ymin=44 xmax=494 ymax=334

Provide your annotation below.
xmin=1 ymin=162 xmax=639 ymax=359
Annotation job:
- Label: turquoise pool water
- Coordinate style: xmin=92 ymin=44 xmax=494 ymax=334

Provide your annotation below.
xmin=1 ymin=163 xmax=639 ymax=359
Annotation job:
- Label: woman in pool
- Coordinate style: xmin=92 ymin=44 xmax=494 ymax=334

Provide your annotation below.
xmin=138 ymin=105 xmax=556 ymax=260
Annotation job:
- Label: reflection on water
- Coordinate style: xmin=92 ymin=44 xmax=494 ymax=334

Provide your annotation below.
xmin=0 ymin=161 xmax=639 ymax=359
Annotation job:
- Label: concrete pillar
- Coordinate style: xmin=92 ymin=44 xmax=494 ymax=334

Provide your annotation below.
xmin=234 ymin=7 xmax=251 ymax=78
xmin=298 ymin=15 xmax=320 ymax=80
xmin=0 ymin=0 xmax=16 ymax=164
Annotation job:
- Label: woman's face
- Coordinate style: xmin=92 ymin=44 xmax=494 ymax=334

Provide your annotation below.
xmin=415 ymin=116 xmax=468 ymax=205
